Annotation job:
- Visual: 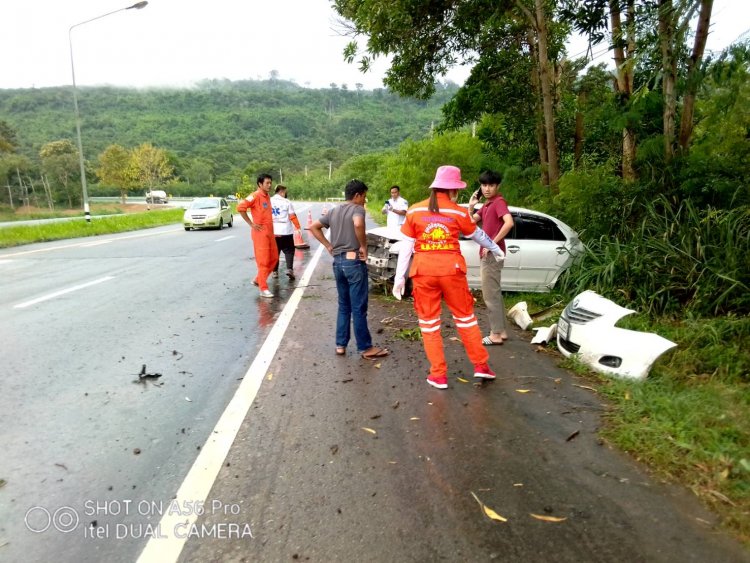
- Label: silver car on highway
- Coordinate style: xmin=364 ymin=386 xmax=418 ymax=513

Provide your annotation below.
xmin=183 ymin=197 xmax=234 ymax=231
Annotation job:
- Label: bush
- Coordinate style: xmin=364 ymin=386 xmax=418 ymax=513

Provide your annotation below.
xmin=560 ymin=197 xmax=750 ymax=317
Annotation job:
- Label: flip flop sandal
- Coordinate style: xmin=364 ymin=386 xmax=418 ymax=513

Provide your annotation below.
xmin=482 ymin=336 xmax=504 ymax=346
xmin=361 ymin=347 xmax=389 ymax=360
xmin=335 ymin=347 xmax=346 ymax=356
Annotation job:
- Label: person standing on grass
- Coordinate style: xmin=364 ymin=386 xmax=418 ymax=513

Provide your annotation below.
xmin=238 ymin=173 xmax=278 ymax=298
xmin=381 ymin=185 xmax=408 ymax=230
xmin=310 ymin=179 xmax=389 ymax=360
xmin=468 ymin=169 xmax=514 ymax=345
xmin=270 ymin=185 xmax=302 ymax=280
xmin=392 ymin=165 xmax=505 ymax=389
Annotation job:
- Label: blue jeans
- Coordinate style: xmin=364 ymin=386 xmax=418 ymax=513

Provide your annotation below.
xmin=332 ymin=255 xmax=372 ymax=352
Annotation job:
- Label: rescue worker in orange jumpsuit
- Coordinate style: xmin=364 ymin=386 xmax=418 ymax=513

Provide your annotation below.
xmin=238 ymin=173 xmax=278 ymax=298
xmin=392 ymin=165 xmax=506 ymax=389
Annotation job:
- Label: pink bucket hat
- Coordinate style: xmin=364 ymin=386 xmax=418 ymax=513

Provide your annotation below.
xmin=429 ymin=165 xmax=467 ymax=190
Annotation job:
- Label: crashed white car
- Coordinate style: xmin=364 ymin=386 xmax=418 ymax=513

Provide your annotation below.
xmin=557 ymin=290 xmax=676 ymax=380
xmin=366 ymin=206 xmax=583 ymax=292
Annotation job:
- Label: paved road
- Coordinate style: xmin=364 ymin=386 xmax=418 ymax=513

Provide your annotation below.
xmin=0 ymin=203 xmax=317 ymax=562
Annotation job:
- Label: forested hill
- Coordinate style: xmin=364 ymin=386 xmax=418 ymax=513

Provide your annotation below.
xmin=0 ymin=79 xmax=457 ymax=177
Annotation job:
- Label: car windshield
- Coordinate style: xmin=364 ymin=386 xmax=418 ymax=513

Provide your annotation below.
xmin=191 ymin=199 xmax=220 ymax=210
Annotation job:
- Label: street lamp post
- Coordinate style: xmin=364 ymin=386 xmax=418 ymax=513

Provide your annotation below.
xmin=69 ymin=1 xmax=148 ymax=222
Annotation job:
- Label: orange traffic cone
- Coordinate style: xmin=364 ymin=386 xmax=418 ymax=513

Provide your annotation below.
xmin=294 ymin=230 xmax=310 ymax=249
xmin=305 ymin=210 xmax=313 ymax=230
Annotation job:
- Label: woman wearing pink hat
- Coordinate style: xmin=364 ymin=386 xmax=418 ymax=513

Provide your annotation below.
xmin=392 ymin=165 xmax=506 ymax=389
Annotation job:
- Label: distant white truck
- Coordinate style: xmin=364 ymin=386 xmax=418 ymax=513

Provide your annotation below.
xmin=145 ymin=190 xmax=168 ymax=204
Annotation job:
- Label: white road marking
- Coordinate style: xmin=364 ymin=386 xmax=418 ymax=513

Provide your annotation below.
xmin=80 ymin=240 xmax=114 ymax=247
xmin=215 ymin=236 xmax=235 ymax=242
xmin=13 ymin=276 xmax=115 ymax=309
xmin=1 ymin=228 xmax=183 ymax=258
xmin=137 ymin=244 xmax=325 ymax=563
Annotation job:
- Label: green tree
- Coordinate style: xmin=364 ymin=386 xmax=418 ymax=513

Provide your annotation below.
xmin=39 ymin=140 xmax=80 ymax=208
xmin=183 ymin=157 xmax=216 ymax=187
xmin=96 ymin=144 xmax=132 ymax=203
xmin=127 ymin=143 xmax=174 ymax=191
xmin=0 ymin=120 xmax=18 ymax=153
xmin=335 ymin=0 xmax=566 ymax=190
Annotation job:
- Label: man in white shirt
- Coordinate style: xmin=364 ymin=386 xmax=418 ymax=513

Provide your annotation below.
xmin=271 ymin=185 xmax=302 ymax=280
xmin=381 ymin=185 xmax=408 ymax=230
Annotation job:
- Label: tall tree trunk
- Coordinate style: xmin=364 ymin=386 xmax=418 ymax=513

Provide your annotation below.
xmin=533 ymin=0 xmax=560 ymax=191
xmin=679 ymin=0 xmax=713 ymax=151
xmin=610 ymin=0 xmax=636 ymax=180
xmin=574 ymin=90 xmax=585 ymax=168
xmin=528 ymin=30 xmax=550 ymax=186
xmin=658 ymin=0 xmax=677 ymax=162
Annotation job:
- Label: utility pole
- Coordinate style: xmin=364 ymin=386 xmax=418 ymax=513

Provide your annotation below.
xmin=279 ymin=168 xmax=283 ymax=182
xmin=5 ymin=184 xmax=13 ymax=209
xmin=328 ymin=161 xmax=332 ymax=180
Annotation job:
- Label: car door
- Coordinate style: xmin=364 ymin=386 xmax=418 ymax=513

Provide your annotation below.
xmin=509 ymin=213 xmax=571 ymax=291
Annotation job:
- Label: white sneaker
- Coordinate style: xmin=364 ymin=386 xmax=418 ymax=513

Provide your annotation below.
xmin=260 ymin=289 xmax=274 ymax=298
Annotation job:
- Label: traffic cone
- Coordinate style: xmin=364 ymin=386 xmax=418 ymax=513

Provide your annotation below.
xmin=294 ymin=230 xmax=310 ymax=249
xmin=305 ymin=210 xmax=313 ymax=230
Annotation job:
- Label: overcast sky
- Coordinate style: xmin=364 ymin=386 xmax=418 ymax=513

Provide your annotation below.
xmin=2 ymin=0 xmax=748 ymax=91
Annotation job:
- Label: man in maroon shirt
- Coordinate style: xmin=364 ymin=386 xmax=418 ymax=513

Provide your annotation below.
xmin=469 ymin=170 xmax=515 ymax=345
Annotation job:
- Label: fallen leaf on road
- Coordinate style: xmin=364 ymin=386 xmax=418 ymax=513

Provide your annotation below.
xmin=457 ymin=377 xmax=469 ymax=383
xmin=566 ymin=430 xmax=580 ymax=442
xmin=572 ymin=384 xmax=597 ymax=392
xmin=449 ymin=337 xmax=460 ymax=341
xmin=392 ymin=401 xmax=400 ymax=409
xmin=374 ymin=363 xmax=381 ymax=369
xmin=470 ymin=492 xmax=508 ymax=523
xmin=554 ymin=378 xmax=562 ymax=384
xmin=361 ymin=427 xmax=377 ymax=435
xmin=388 ymin=461 xmax=398 ymax=464
xmin=267 ymin=373 xmax=273 ymax=381
xmin=185 ymin=397 xmax=192 ymax=402
xmin=530 ymin=513 xmax=567 ymax=522
xmin=513 ymin=483 xmax=524 ymax=487
xmin=624 ymin=390 xmax=630 ymax=400
xmin=410 ymin=417 xmax=420 ymax=421
xmin=516 ymin=389 xmax=531 ymax=393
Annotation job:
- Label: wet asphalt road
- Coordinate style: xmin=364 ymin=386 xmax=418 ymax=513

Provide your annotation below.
xmin=0 ymin=203 xmax=316 ymax=562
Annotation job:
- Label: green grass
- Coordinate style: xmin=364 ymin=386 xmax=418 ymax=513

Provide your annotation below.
xmin=0 ymin=208 xmax=184 ymax=248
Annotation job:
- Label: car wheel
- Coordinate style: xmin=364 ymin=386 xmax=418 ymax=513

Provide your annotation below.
xmin=184 ymin=226 xmax=191 ymax=231
xmin=228 ymin=216 xmax=233 ymax=228
xmin=217 ymin=218 xmax=224 ymax=230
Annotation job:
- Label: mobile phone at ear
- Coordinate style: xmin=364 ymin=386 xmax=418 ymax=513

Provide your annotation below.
xmin=473 ymin=188 xmax=482 ymax=200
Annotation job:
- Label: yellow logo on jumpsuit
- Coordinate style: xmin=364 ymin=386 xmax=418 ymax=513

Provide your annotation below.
xmin=420 ymin=223 xmax=454 ymax=251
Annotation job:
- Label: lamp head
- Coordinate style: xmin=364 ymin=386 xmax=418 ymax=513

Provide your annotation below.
xmin=128 ymin=1 xmax=148 ymax=9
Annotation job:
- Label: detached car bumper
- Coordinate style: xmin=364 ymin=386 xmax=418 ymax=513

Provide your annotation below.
xmin=557 ymin=290 xmax=676 ymax=380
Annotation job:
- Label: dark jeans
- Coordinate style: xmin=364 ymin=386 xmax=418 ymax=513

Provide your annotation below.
xmin=332 ymin=255 xmax=372 ymax=352
xmin=274 ymin=234 xmax=294 ymax=272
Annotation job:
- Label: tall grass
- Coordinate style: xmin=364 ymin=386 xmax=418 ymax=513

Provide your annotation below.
xmin=0 ymin=209 xmax=184 ymax=248
xmin=560 ymin=197 xmax=750 ymax=317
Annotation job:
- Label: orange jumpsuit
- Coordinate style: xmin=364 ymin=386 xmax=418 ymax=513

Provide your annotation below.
xmin=237 ymin=190 xmax=278 ymax=291
xmin=401 ymin=193 xmax=489 ymax=378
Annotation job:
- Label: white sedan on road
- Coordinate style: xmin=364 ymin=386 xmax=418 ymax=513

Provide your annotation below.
xmin=366 ymin=205 xmax=583 ymax=292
